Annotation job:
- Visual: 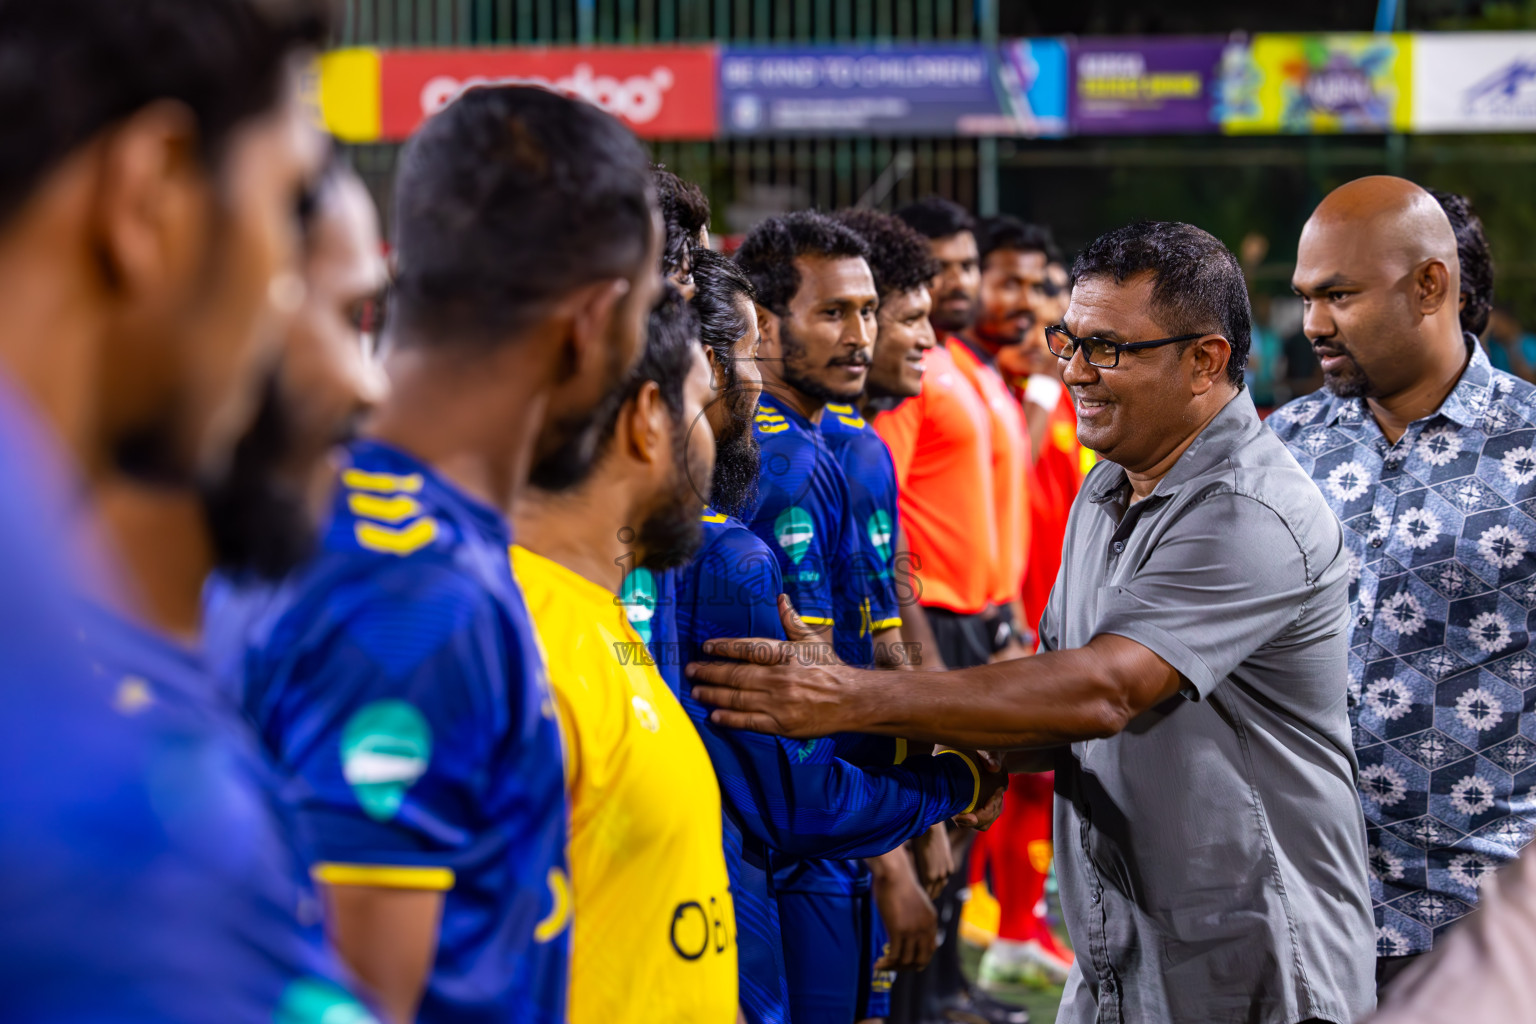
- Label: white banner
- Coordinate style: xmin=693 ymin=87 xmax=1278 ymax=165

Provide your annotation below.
xmin=1413 ymin=32 xmax=1536 ymax=132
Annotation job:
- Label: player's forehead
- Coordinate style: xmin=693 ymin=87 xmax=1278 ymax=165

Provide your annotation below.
xmin=791 ymin=254 xmax=877 ymax=305
xmin=984 ymin=248 xmax=1046 ymax=280
xmin=930 ymin=231 xmax=978 ymax=263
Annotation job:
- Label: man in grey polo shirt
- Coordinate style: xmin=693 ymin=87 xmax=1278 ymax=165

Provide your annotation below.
xmin=689 ymin=221 xmax=1376 ymax=1023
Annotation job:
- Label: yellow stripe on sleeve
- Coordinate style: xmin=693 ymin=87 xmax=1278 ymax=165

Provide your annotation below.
xmin=870 ymin=616 xmax=903 ymax=632
xmin=342 ymin=468 xmax=424 ymax=493
xmin=312 ymin=863 xmax=456 ymax=891
xmin=893 ymin=738 xmax=908 ymax=765
xmin=354 ymin=517 xmax=438 ymax=556
xmin=797 ymin=615 xmax=834 ymax=625
xmin=347 ymin=492 xmax=423 ymax=524
xmin=936 ymin=749 xmax=981 ymax=813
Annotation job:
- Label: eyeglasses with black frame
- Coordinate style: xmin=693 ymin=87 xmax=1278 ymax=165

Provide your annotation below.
xmin=1044 ymin=324 xmax=1208 ymax=369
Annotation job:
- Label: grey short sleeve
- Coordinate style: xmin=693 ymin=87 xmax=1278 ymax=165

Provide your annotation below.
xmin=1093 ymin=492 xmax=1310 ymax=700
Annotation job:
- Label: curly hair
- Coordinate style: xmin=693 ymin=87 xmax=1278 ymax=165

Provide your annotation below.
xmin=733 ymin=211 xmax=870 ymax=317
xmin=654 ymin=165 xmax=710 ymax=277
xmin=895 ymin=195 xmax=974 ymax=240
xmin=1073 ymin=221 xmax=1251 ymax=389
xmin=828 ymin=208 xmax=937 ymax=300
xmin=976 ymin=215 xmax=1061 ymax=267
xmin=1431 ymin=189 xmax=1493 ymax=338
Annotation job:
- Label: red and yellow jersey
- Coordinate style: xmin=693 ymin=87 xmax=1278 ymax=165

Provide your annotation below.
xmin=948 ymin=339 xmax=1032 ymax=606
xmin=513 ymin=546 xmax=737 ymax=1024
xmin=873 ymin=342 xmax=997 ymax=615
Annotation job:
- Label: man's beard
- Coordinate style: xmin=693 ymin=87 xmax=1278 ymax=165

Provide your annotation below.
xmin=929 ymin=291 xmax=977 ymax=334
xmin=637 ymin=419 xmax=706 ymax=571
xmin=780 ymin=321 xmax=867 ymax=404
xmin=1317 ymin=344 xmax=1374 ymax=399
xmin=708 ymin=413 xmax=760 ymax=519
xmin=199 ymin=370 xmax=321 ymax=580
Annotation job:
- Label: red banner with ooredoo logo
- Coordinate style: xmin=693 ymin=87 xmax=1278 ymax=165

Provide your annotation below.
xmin=377 ymin=46 xmax=717 ymax=141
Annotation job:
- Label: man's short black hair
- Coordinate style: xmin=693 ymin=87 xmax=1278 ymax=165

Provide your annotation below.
xmin=0 ymin=0 xmax=331 ymax=226
xmin=734 ymin=211 xmax=870 ymax=317
xmin=1072 ymin=221 xmax=1252 ymax=389
xmin=829 ymin=209 xmax=937 ymax=300
xmin=896 ymin=195 xmax=974 ymax=241
xmin=654 ymin=165 xmax=710 ymax=278
xmin=976 ymin=215 xmax=1061 ymax=267
xmin=1431 ymin=189 xmax=1493 ymax=338
xmin=389 ymin=85 xmax=655 ymax=347
xmin=690 ymin=246 xmax=756 ymax=371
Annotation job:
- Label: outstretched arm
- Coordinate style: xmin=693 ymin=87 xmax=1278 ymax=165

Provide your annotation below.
xmin=689 ymin=621 xmax=1181 ymax=750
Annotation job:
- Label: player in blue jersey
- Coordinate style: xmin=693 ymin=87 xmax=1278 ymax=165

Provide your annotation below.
xmin=668 ymin=221 xmax=1005 ymax=1024
xmin=0 ymin=4 xmax=382 ymax=1020
xmin=203 ymin=86 xmax=664 ymax=1024
xmin=621 ymin=167 xmax=716 ymax=691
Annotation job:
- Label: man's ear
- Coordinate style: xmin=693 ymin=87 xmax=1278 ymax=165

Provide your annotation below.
xmin=556 ymin=276 xmax=631 ymax=385
xmin=626 ymin=380 xmax=667 ymax=467
xmin=92 ymin=101 xmax=207 ymax=300
xmin=755 ymin=303 xmax=781 ymax=358
xmin=1416 ymin=258 xmax=1454 ymax=317
xmin=703 ymin=347 xmax=726 ymax=395
xmin=1188 ymin=335 xmax=1233 ymax=395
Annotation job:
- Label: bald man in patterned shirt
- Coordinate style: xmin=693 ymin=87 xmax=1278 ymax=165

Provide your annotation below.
xmin=1270 ymin=176 xmax=1536 ymax=996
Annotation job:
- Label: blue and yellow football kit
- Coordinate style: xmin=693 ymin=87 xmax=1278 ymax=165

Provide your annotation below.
xmin=820 ymin=402 xmax=904 ymax=667
xmin=0 ymin=386 xmax=371 ymax=1024
xmin=751 ymin=399 xmax=922 ymax=1021
xmin=204 ymin=440 xmax=570 ymax=1024
xmin=674 ymin=508 xmax=981 ymax=1024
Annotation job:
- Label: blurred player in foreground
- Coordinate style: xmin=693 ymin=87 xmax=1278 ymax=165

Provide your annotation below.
xmin=0 ymin=0 xmax=381 ymax=1019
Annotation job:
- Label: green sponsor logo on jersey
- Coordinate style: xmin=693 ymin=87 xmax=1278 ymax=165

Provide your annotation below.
xmin=274 ymin=977 xmax=378 ymax=1024
xmin=621 ymin=567 xmax=658 ymax=642
xmin=867 ymin=509 xmax=894 ymax=562
xmin=341 ymin=700 xmax=432 ymax=822
xmin=775 ymin=506 xmax=815 ymax=565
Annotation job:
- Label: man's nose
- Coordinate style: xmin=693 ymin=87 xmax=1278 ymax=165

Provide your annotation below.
xmin=1301 ymin=301 xmax=1335 ymax=342
xmin=1061 ymin=346 xmax=1098 ymax=386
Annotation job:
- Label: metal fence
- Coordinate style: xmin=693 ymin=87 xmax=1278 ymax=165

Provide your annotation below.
xmin=335 ymin=0 xmax=992 ymax=231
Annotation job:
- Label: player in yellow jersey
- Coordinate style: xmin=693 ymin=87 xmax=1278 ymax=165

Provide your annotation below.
xmin=514 ymin=287 xmax=737 ymax=1024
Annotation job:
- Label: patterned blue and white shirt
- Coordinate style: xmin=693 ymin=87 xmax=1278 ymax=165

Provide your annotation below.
xmin=1269 ymin=339 xmax=1536 ymax=956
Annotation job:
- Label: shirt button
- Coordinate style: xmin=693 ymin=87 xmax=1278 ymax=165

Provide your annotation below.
xmin=1358 ymin=614 xmax=1371 ymax=628
xmin=1112 ymin=541 xmax=1125 ymax=554
xmin=1370 ymin=538 xmax=1383 ymax=548
xmin=1090 ymin=889 xmax=1101 ymax=904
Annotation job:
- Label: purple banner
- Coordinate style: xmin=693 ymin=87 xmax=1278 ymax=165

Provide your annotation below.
xmin=1069 ymin=38 xmax=1227 ymax=134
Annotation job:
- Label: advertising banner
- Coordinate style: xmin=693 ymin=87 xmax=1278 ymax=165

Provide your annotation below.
xmin=314 ymin=46 xmax=720 ymax=142
xmin=1068 ymin=38 xmax=1227 ymax=134
xmin=1413 ymin=33 xmax=1536 ymax=132
xmin=990 ymin=39 xmax=1070 ymax=137
xmin=1222 ymin=34 xmax=1413 ymax=134
xmin=718 ymin=44 xmax=1002 ymax=136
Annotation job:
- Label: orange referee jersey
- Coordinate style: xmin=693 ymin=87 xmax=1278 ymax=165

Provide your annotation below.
xmin=873 ymin=342 xmax=996 ymax=615
xmin=948 ymin=338 xmax=1031 ymax=608
xmin=1022 ymin=393 xmax=1095 ymax=632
